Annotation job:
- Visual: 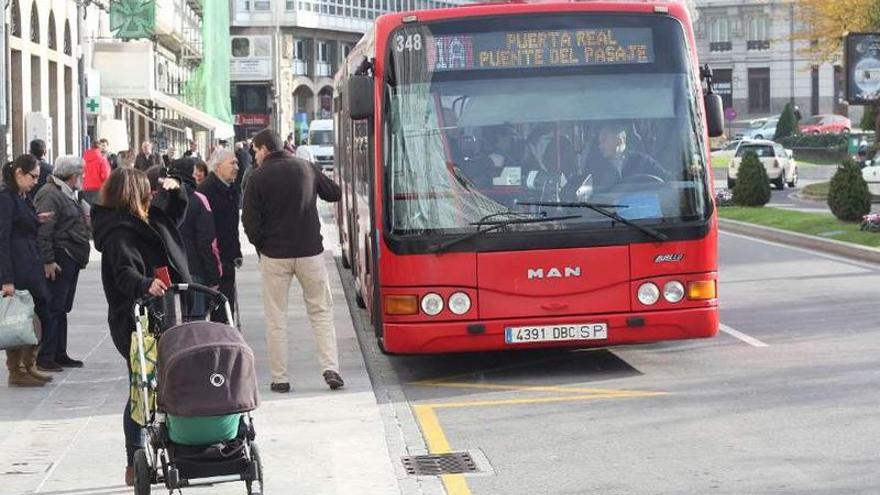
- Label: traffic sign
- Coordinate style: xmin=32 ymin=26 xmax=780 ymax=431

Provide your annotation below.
xmin=724 ymin=107 xmax=737 ymax=122
xmin=84 ymin=97 xmax=100 ymax=115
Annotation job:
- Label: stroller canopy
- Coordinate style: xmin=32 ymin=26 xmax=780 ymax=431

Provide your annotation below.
xmin=158 ymin=321 xmax=259 ymax=416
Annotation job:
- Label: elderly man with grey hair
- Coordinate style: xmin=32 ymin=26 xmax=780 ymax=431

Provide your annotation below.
xmin=33 ymin=155 xmax=92 ymax=368
xmin=198 ymin=147 xmax=242 ymax=324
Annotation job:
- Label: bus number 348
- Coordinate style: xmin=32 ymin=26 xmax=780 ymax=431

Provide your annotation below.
xmin=395 ymin=34 xmax=422 ymax=52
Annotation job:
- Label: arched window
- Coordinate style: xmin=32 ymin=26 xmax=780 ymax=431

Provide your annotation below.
xmin=748 ymin=17 xmax=771 ymax=42
xmin=30 ymin=1 xmax=40 ymax=43
xmin=709 ymin=18 xmax=730 ymax=43
xmin=11 ymin=0 xmax=21 ymax=38
xmin=48 ymin=11 xmax=57 ymax=50
xmin=64 ymin=20 xmax=72 ymax=55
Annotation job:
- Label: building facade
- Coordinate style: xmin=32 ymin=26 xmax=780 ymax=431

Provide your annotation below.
xmin=694 ymin=0 xmax=861 ymax=126
xmin=229 ymin=0 xmax=465 ymax=141
xmin=5 ymin=0 xmax=84 ymax=161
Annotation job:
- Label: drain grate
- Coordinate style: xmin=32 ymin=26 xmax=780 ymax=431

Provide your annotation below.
xmin=402 ymin=452 xmax=478 ymax=476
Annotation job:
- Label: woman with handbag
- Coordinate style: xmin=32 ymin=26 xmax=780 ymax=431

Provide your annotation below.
xmin=1 ymin=155 xmax=58 ymax=387
xmin=91 ymin=167 xmax=191 ymax=485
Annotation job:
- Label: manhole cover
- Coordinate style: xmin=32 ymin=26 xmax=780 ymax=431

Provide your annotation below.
xmin=402 ymin=452 xmax=478 ymax=476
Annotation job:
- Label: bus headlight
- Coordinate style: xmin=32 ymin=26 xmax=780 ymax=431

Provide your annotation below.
xmin=421 ymin=293 xmax=444 ymax=316
xmin=448 ymin=292 xmax=471 ymax=315
xmin=637 ymin=283 xmax=660 ymax=306
xmin=663 ymin=281 xmax=685 ymax=303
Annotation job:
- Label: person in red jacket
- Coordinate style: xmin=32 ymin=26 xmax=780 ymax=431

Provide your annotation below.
xmin=82 ymin=140 xmax=111 ymax=205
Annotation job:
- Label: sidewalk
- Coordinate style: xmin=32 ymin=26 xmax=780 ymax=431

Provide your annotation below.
xmin=0 ymin=207 xmax=400 ymax=494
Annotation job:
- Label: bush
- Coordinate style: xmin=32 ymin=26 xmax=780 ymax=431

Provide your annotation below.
xmin=733 ymin=151 xmax=771 ymax=206
xmin=827 ymin=159 xmax=871 ymax=221
xmin=777 ymin=133 xmax=848 ymax=152
xmin=774 ymin=103 xmax=798 ymax=140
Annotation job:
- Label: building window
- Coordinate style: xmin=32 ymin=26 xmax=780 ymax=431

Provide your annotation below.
xmin=30 ymin=1 xmax=40 ymax=43
xmin=747 ymin=17 xmax=771 ymax=50
xmin=286 ymin=0 xmax=295 ymax=9
xmin=237 ymin=0 xmax=271 ymax=11
xmin=11 ymin=0 xmax=21 ymax=38
xmin=748 ymin=67 xmax=770 ymax=113
xmin=316 ymin=41 xmax=331 ymax=77
xmin=63 ymin=20 xmax=71 ymax=55
xmin=341 ymin=43 xmax=352 ymax=63
xmin=232 ymin=37 xmax=250 ymax=58
xmin=47 ymin=11 xmax=56 ymax=50
xmin=709 ymin=18 xmax=731 ymax=52
xmin=292 ymin=38 xmax=306 ymax=75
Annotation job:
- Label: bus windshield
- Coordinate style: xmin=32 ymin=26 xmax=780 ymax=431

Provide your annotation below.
xmin=384 ymin=14 xmax=710 ymax=237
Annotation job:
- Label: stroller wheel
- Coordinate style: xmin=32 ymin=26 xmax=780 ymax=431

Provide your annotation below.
xmin=246 ymin=443 xmax=263 ymax=495
xmin=133 ymin=449 xmax=152 ymax=495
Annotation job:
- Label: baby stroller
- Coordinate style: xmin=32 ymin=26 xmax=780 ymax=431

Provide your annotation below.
xmin=131 ymin=283 xmax=262 ymax=495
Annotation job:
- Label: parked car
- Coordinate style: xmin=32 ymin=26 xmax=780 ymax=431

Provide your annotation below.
xmin=736 ymin=118 xmax=779 ymax=140
xmin=798 ymin=114 xmax=851 ymax=135
xmin=862 ymin=161 xmax=880 ymax=196
xmin=727 ymin=140 xmax=798 ymax=190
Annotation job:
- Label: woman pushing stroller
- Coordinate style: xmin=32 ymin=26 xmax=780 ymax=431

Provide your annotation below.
xmin=92 ymin=167 xmax=191 ymax=486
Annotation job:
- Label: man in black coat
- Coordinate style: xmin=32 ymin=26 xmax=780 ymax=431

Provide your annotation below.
xmin=168 ymin=158 xmax=221 ymax=319
xmin=29 ymin=139 xmax=54 ymax=199
xmin=134 ymin=141 xmax=161 ymax=172
xmin=197 ymin=148 xmax=241 ymax=324
xmin=234 ymin=140 xmax=252 ymax=205
xmin=242 ymin=129 xmax=343 ymax=393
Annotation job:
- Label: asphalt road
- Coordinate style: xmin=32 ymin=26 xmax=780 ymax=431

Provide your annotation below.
xmin=347 ymin=227 xmax=880 ymax=495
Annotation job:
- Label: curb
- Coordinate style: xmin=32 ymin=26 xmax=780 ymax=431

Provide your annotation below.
xmin=718 ymin=218 xmax=880 ymax=265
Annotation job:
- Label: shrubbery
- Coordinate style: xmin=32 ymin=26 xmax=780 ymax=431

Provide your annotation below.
xmin=860 ymin=105 xmax=876 ymax=134
xmin=777 ymin=133 xmax=848 ymax=153
xmin=827 ymin=159 xmax=871 ymax=222
xmin=774 ymin=103 xmax=798 ymax=140
xmin=733 ymin=151 xmax=771 ymax=207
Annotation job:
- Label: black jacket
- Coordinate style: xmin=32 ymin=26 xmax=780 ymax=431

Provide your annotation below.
xmin=134 ymin=152 xmax=161 ymax=172
xmin=242 ymin=151 xmax=341 ymax=259
xmin=198 ymin=173 xmax=242 ymax=265
xmin=27 ymin=158 xmax=54 ymax=201
xmin=34 ymin=176 xmax=91 ymax=268
xmin=178 ymin=177 xmax=221 ymax=286
xmin=92 ymin=186 xmax=191 ymax=358
xmin=0 ymin=185 xmax=43 ymax=288
xmin=235 ymin=147 xmax=252 ymax=196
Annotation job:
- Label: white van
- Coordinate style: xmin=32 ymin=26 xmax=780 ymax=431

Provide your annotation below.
xmin=296 ymin=119 xmax=334 ymax=173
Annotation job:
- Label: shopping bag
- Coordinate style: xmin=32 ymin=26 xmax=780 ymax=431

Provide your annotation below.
xmin=129 ymin=312 xmax=158 ymax=426
xmin=0 ymin=290 xmax=37 ymax=350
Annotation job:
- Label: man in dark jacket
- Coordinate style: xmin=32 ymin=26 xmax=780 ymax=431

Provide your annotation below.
xmin=234 ymin=140 xmax=252 ymax=204
xmin=134 ymin=141 xmax=161 ymax=172
xmin=197 ymin=148 xmax=241 ymax=324
xmin=34 ymin=156 xmax=91 ymax=368
xmin=242 ymin=129 xmax=343 ymax=393
xmin=29 ymin=139 xmax=54 ymax=199
xmin=168 ymin=158 xmax=220 ymax=319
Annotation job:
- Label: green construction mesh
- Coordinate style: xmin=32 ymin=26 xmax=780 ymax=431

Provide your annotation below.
xmin=185 ymin=0 xmax=233 ymax=125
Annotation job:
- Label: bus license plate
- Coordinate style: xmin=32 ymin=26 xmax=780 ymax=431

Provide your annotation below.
xmin=505 ymin=323 xmax=608 ymax=344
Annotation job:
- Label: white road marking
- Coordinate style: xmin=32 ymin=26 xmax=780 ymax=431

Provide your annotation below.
xmin=720 ymin=323 xmax=769 ymax=347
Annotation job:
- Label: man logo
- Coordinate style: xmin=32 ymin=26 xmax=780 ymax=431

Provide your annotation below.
xmin=210 ymin=373 xmax=226 ymax=388
xmin=527 ymin=266 xmax=581 ymax=279
xmin=654 ymin=254 xmax=684 ymax=263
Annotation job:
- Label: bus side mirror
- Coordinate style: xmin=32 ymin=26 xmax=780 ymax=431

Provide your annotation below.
xmin=704 ymin=93 xmax=724 ymax=138
xmin=348 ymin=75 xmax=374 ymax=120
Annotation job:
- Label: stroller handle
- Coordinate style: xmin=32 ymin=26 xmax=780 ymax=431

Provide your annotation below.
xmin=135 ymin=283 xmax=228 ymax=307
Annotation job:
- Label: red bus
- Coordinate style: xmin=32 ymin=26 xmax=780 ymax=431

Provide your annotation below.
xmin=333 ymin=0 xmax=725 ymax=354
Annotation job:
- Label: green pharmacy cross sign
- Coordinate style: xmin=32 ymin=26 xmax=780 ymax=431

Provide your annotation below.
xmin=110 ymin=0 xmax=156 ymax=40
xmin=84 ymin=97 xmax=100 ymax=114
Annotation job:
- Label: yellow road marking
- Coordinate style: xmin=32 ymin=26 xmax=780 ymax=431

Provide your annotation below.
xmin=412 ymin=405 xmax=472 ymax=495
xmin=426 ymin=391 xmax=666 ymax=409
xmin=411 ymin=379 xmax=661 ymax=396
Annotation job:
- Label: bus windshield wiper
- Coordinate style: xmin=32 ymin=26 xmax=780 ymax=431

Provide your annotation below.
xmin=516 ymin=201 xmax=668 ymax=242
xmin=428 ymin=214 xmax=581 ymax=253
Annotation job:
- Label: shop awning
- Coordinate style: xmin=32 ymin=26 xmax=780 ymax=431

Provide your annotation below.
xmin=151 ymin=91 xmax=235 ymax=139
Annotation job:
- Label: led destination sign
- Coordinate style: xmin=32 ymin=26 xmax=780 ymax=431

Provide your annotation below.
xmin=424 ymin=27 xmax=654 ymax=72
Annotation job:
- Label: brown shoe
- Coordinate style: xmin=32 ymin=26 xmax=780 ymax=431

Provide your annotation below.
xmin=323 ymin=370 xmax=344 ymax=390
xmin=26 ymin=366 xmax=53 ymax=383
xmin=270 ymin=382 xmax=290 ymax=393
xmin=124 ymin=466 xmax=135 ymax=486
xmin=8 ymin=369 xmax=46 ymax=387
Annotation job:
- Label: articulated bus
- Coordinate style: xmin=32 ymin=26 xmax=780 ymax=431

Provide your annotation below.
xmin=333 ymin=0 xmax=726 ymax=354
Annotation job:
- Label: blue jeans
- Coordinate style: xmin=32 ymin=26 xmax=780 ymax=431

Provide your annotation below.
xmin=123 ymin=400 xmax=145 ymax=466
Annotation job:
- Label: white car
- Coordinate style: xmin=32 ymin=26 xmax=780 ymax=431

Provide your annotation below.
xmin=736 ymin=117 xmax=779 ymax=141
xmin=728 ymin=140 xmax=798 ymax=190
xmin=862 ymin=160 xmax=880 ymax=196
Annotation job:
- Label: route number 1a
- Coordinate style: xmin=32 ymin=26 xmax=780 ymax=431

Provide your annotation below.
xmin=395 ymin=34 xmax=422 ymax=52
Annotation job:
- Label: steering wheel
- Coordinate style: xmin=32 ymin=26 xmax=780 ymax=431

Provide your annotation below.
xmin=622 ymin=173 xmax=665 ymax=184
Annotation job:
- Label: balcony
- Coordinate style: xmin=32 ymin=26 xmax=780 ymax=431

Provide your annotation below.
xmin=293 ymin=60 xmax=308 ymax=76
xmin=747 ymin=40 xmax=771 ymax=51
xmin=316 ymin=62 xmax=332 ymax=77
xmin=154 ymin=0 xmax=203 ymax=62
xmin=709 ymin=41 xmax=732 ymax=52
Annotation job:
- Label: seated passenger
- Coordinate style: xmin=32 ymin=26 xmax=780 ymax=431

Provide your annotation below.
xmin=461 ymin=125 xmax=518 ymax=187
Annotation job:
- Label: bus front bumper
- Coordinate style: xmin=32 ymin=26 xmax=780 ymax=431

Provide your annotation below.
xmin=382 ymin=306 xmax=718 ymax=354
